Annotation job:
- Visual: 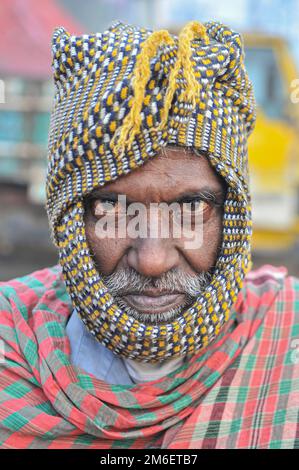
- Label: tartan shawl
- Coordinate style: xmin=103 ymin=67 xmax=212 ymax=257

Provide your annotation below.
xmin=0 ymin=264 xmax=298 ymax=449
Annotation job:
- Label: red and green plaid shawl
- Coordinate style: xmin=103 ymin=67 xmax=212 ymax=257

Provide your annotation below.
xmin=0 ymin=264 xmax=298 ymax=449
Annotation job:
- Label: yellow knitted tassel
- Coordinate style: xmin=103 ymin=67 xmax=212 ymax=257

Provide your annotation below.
xmin=111 ymin=21 xmax=210 ymax=157
xmin=110 ymin=29 xmax=175 ymax=157
xmin=158 ymin=21 xmax=210 ymax=130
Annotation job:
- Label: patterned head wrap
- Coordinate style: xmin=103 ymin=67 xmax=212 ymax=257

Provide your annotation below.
xmin=46 ymin=20 xmax=256 ymax=363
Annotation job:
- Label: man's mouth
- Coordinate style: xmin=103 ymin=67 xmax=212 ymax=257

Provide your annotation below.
xmin=122 ymin=289 xmax=187 ymax=314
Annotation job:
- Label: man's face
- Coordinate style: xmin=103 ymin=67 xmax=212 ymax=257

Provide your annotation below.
xmin=84 ymin=147 xmax=226 ymax=325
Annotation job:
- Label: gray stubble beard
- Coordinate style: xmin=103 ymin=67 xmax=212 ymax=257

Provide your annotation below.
xmin=102 ymin=267 xmax=213 ymax=325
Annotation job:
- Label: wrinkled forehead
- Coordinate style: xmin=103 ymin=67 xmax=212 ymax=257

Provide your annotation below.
xmin=84 ymin=146 xmax=227 ymax=204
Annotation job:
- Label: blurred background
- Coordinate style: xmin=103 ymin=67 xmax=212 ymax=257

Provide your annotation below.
xmin=0 ymin=0 xmax=299 ymax=281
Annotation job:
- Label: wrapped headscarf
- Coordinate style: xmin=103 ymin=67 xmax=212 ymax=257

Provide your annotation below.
xmin=46 ymin=20 xmax=256 ymax=363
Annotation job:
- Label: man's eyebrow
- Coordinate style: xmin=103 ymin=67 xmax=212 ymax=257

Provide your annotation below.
xmin=85 ymin=191 xmax=140 ymax=205
xmin=85 ymin=190 xmax=119 ymax=200
xmin=86 ymin=187 xmax=226 ymax=203
xmin=173 ymin=188 xmax=226 ymax=204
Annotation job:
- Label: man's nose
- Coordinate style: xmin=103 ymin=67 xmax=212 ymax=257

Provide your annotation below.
xmin=127 ymin=238 xmax=180 ymax=278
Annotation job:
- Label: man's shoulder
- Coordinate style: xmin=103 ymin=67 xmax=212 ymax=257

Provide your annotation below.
xmin=0 ymin=265 xmax=70 ymax=319
xmin=245 ymin=263 xmax=299 ymax=291
xmin=241 ymin=263 xmax=299 ymax=318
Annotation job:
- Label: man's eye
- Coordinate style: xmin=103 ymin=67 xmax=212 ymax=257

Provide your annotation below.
xmin=93 ymin=199 xmax=118 ymax=217
xmin=181 ymin=199 xmax=210 ymax=214
xmin=176 ymin=199 xmax=213 ymax=225
xmin=183 ymin=199 xmax=205 ymax=210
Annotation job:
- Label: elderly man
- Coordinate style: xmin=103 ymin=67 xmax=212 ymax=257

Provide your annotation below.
xmin=0 ymin=20 xmax=298 ymax=449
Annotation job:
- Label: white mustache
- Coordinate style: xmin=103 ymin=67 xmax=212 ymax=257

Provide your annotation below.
xmin=103 ymin=267 xmax=212 ymax=297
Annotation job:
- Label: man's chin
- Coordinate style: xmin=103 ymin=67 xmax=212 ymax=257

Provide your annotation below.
xmin=115 ymin=295 xmax=195 ymax=325
xmin=122 ymin=292 xmax=187 ymax=315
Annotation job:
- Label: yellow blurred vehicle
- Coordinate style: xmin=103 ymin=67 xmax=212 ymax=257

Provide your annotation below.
xmin=244 ymin=33 xmax=299 ymax=253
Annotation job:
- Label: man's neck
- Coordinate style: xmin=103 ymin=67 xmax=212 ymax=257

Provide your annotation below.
xmin=123 ymin=355 xmax=185 ymax=384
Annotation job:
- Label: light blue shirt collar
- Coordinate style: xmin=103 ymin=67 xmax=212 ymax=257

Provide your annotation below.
xmin=66 ymin=309 xmax=186 ymax=385
xmin=66 ymin=309 xmax=134 ymax=385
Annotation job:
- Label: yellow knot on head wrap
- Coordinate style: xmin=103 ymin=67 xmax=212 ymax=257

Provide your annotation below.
xmin=111 ymin=21 xmax=211 ymax=156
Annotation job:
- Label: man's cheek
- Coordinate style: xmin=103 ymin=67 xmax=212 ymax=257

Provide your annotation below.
xmin=185 ymin=222 xmax=222 ymax=271
xmin=88 ymin=236 xmax=129 ymax=275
